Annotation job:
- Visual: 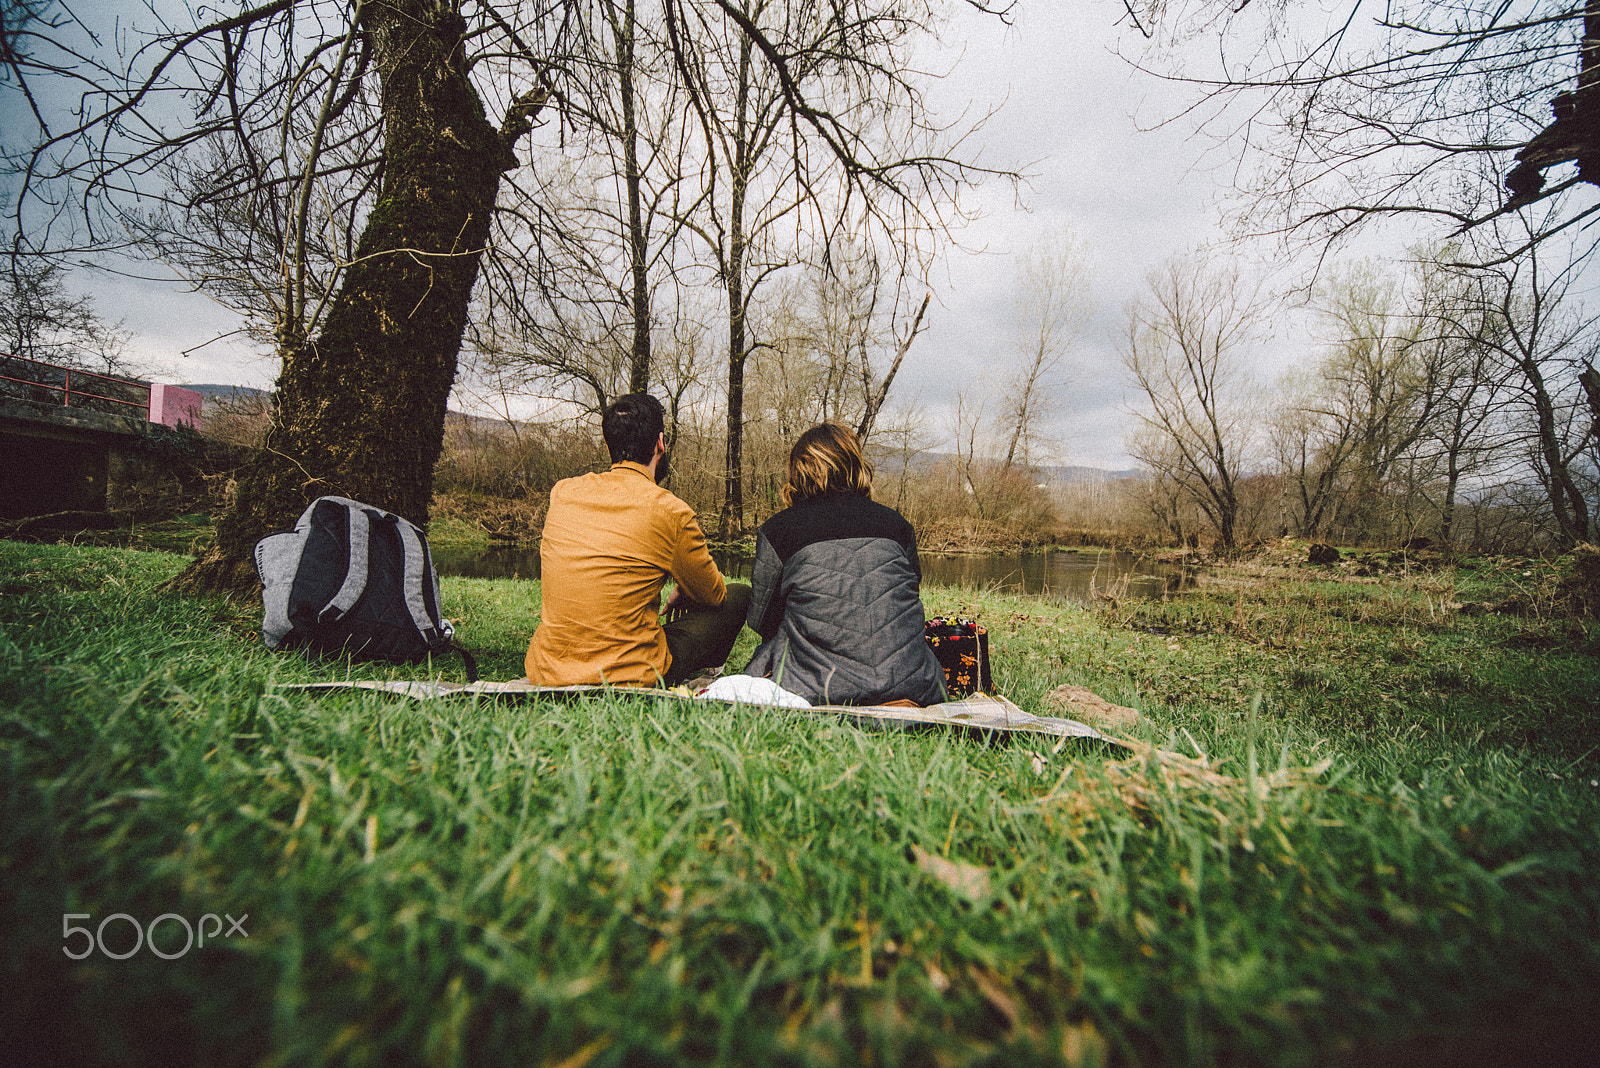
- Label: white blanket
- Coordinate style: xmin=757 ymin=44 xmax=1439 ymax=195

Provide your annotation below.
xmin=696 ymin=674 xmax=811 ymax=708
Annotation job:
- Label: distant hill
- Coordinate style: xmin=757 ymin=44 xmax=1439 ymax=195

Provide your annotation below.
xmin=877 ymin=449 xmax=1140 ymax=485
xmin=178 ymin=389 xmax=1145 ymax=483
xmin=182 ymin=383 xmax=268 ymax=401
xmin=1035 ymin=463 xmax=1142 ymax=484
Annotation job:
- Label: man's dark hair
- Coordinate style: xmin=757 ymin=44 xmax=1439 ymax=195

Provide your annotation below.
xmin=601 ymin=393 xmax=666 ymax=465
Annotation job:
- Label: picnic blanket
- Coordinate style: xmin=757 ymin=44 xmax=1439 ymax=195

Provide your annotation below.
xmin=285 ymin=679 xmax=1123 ymax=745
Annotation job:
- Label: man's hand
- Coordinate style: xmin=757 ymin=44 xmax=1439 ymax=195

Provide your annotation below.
xmin=663 ymin=585 xmax=689 ymax=621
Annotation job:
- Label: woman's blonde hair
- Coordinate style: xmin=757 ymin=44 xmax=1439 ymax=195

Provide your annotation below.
xmin=781 ymin=423 xmax=874 ymax=507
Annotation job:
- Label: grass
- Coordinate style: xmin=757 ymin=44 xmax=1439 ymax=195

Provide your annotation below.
xmin=2 ymin=538 xmax=1598 ymax=1066
xmin=5 ymin=511 xmax=219 ymax=555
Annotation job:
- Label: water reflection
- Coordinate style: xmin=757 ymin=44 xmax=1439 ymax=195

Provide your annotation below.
xmin=432 ymin=544 xmax=1191 ymax=603
xmin=913 ymin=550 xmax=1193 ymax=602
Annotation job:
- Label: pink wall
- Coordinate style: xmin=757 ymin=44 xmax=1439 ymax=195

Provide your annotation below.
xmin=148 ymin=383 xmax=203 ymax=428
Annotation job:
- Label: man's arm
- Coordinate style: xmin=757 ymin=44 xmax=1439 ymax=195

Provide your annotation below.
xmin=668 ymin=510 xmax=726 ymax=607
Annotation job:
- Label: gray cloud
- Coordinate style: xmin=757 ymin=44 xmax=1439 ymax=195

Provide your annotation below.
xmin=47 ymin=1 xmax=1309 ymax=472
xmin=899 ymin=3 xmax=1233 ymax=468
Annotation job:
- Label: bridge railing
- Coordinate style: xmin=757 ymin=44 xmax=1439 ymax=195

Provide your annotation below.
xmin=0 ymin=353 xmax=151 ymax=418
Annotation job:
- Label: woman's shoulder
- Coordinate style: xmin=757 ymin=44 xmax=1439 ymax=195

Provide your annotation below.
xmin=766 ymin=492 xmax=913 ymax=543
xmin=832 ymin=492 xmax=913 ymax=528
xmin=861 ymin=495 xmax=912 ymax=524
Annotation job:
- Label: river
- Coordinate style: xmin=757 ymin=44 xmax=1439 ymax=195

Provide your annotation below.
xmin=431 ymin=544 xmax=1191 ymax=603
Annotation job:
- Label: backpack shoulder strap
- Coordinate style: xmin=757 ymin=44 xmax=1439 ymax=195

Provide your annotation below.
xmin=393 ymin=516 xmax=446 ymax=645
xmin=395 ymin=517 xmax=477 ymax=680
xmin=316 ymin=501 xmax=371 ymax=625
xmin=452 ymin=643 xmax=479 ymax=683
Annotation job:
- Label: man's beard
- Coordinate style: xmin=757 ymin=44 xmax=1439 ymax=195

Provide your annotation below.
xmin=655 ymin=448 xmax=671 ymax=486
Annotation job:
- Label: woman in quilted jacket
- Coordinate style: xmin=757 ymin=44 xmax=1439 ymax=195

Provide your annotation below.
xmin=741 ymin=423 xmax=947 ymax=706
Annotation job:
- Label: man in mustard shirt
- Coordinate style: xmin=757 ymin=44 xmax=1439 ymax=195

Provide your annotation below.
xmin=526 ymin=393 xmax=751 ymax=687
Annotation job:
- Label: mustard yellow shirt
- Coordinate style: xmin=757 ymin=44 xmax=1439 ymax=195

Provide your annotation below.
xmin=525 ymin=462 xmax=726 ymax=686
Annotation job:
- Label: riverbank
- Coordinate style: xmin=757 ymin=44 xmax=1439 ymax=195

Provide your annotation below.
xmin=3 ymin=538 xmax=1598 ymax=1065
xmin=0 ymin=496 xmax=1188 ymax=560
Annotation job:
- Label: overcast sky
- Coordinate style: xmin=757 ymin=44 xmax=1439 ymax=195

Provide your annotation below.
xmin=56 ymin=1 xmax=1382 ymax=470
xmin=908 ymin=1 xmax=1244 ymax=469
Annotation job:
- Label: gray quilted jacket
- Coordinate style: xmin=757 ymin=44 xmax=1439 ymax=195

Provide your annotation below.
xmin=743 ymin=492 xmax=946 ymax=706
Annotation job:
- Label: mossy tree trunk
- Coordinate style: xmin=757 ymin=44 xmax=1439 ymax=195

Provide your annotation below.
xmin=176 ymin=0 xmax=537 ymax=596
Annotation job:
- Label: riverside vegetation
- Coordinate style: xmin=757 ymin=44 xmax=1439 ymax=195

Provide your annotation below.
xmin=2 ymin=537 xmax=1598 ymax=1066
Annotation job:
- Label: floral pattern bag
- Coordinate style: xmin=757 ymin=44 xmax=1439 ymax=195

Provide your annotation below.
xmin=923 ymin=617 xmax=992 ymax=697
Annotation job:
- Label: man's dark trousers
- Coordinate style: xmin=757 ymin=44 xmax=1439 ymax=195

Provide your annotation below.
xmin=662 ymin=583 xmax=752 ymax=686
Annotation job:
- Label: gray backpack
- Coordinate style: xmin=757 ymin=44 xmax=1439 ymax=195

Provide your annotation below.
xmin=254 ymin=496 xmax=476 ymax=678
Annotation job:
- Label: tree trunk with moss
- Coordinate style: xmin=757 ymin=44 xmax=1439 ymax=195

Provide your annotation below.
xmin=176 ymin=0 xmax=537 ymax=596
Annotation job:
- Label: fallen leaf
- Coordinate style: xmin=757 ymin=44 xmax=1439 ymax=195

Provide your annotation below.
xmin=967 ymin=965 xmax=1020 ymax=1031
xmin=909 ymin=844 xmax=990 ymax=902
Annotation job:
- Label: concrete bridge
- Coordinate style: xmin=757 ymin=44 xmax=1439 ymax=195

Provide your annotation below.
xmin=1 ymin=354 xmax=203 ymax=521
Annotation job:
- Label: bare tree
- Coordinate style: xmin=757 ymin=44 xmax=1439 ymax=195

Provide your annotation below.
xmin=8 ymin=0 xmax=560 ymax=590
xmin=1269 ymin=368 xmax=1352 ymax=539
xmin=611 ymin=0 xmax=660 ymax=390
xmin=869 ymin=400 xmax=936 ymax=513
xmin=801 ymin=242 xmax=880 ymax=427
xmin=669 ymin=0 xmax=805 ymax=537
xmin=1439 ymin=223 xmax=1599 ymax=548
xmin=1122 ymin=1 xmax=1600 ymax=546
xmin=951 ymin=386 xmax=987 ymax=512
xmin=666 ymin=0 xmax=997 ymax=538
xmin=447 ymin=2 xmax=698 ymax=418
xmin=1581 ymin=360 xmax=1600 ymax=444
xmin=1125 ymin=1 xmax=1600 ymax=264
xmin=999 ymin=228 xmax=1089 ymax=469
xmin=1269 ymin=256 xmax=1517 ymax=545
xmin=1406 ymin=258 xmax=1520 ymax=546
xmin=1419 ymin=344 xmax=1517 ymax=547
xmin=492 ymin=0 xmax=693 ymax=397
xmin=856 ymin=288 xmax=930 ymax=445
xmin=1300 ymin=262 xmax=1450 ymax=542
xmin=0 ymin=259 xmax=133 ymax=374
xmin=1128 ymin=422 xmax=1203 ymax=547
xmin=1268 ymin=245 xmax=1590 ymax=548
xmin=1122 ymin=255 xmax=1264 ymax=551
xmin=6 ymin=0 xmax=1010 ymax=590
xmin=753 ymin=239 xmax=929 ymax=446
xmin=465 ymin=254 xmax=637 ymax=419
xmin=790 ymin=238 xmax=932 ymax=447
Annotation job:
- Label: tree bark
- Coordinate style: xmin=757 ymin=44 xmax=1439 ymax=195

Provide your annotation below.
xmin=1521 ymin=351 xmax=1591 ymax=549
xmin=1580 ymin=360 xmax=1600 ymax=450
xmin=616 ymin=0 xmax=653 ymax=393
xmin=175 ymin=0 xmax=535 ymax=595
xmin=717 ymin=33 xmax=755 ymax=542
xmin=719 ymin=177 xmax=748 ymax=540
